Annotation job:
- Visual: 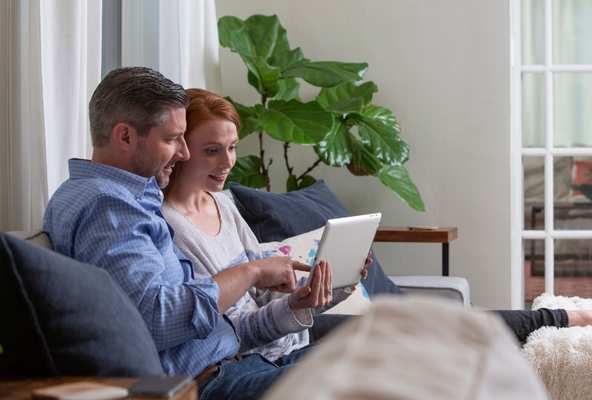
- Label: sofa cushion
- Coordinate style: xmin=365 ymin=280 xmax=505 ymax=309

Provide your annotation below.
xmin=229 ymin=181 xmax=401 ymax=296
xmin=0 ymin=233 xmax=164 ymax=377
xmin=0 ymin=235 xmax=55 ymax=376
xmin=7 ymin=230 xmax=52 ymax=248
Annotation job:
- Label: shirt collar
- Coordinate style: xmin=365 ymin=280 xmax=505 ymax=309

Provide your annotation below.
xmin=68 ymin=158 xmax=159 ymax=199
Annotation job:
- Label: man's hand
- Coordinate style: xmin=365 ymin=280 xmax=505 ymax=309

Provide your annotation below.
xmin=214 ymin=256 xmax=310 ymax=312
xmin=348 ymin=253 xmax=373 ymax=292
xmin=251 ymin=256 xmax=311 ymax=293
xmin=288 ymin=260 xmax=333 ymax=310
xmin=361 ymin=253 xmax=373 ymax=280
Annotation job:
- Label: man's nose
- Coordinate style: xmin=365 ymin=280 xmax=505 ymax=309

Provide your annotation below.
xmin=177 ymin=136 xmax=190 ymax=161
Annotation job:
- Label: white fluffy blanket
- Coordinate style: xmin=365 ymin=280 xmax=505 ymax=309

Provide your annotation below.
xmin=532 ymin=292 xmax=592 ymax=310
xmin=523 ymin=294 xmax=592 ymax=400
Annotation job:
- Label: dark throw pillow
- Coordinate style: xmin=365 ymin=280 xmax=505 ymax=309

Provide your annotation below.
xmin=229 ymin=181 xmax=402 ymax=296
xmin=0 ymin=233 xmax=163 ymax=377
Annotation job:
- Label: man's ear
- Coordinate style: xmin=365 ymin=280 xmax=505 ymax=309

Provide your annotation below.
xmin=111 ymin=122 xmax=137 ymax=151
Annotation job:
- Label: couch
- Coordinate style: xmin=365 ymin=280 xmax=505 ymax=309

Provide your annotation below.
xmin=0 ymin=181 xmax=470 ymax=379
xmin=2 ymin=230 xmax=549 ymax=400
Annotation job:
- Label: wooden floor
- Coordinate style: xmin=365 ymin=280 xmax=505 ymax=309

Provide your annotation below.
xmin=524 ymin=260 xmax=592 ymax=303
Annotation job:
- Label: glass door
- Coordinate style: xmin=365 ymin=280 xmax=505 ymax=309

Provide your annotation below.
xmin=512 ymin=0 xmax=592 ymax=308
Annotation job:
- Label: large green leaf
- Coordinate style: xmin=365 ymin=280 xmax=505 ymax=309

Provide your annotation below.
xmin=226 ymin=155 xmax=268 ymax=189
xmin=352 ymin=113 xmax=409 ymax=165
xmin=315 ymin=121 xmax=352 ymax=167
xmin=282 ymin=61 xmax=368 ymax=87
xmin=230 ymin=100 xmax=260 ymax=139
xmin=378 ymin=165 xmax=425 ymax=211
xmin=348 ymin=135 xmax=383 ymax=176
xmin=241 ymin=55 xmax=281 ymax=97
xmin=247 ymin=70 xmax=262 ymax=94
xmin=271 ymin=47 xmax=305 ymax=70
xmin=220 ymin=15 xmax=290 ymax=61
xmin=363 ymin=104 xmax=398 ymax=128
xmin=218 ymin=16 xmax=256 ymax=57
xmin=271 ymin=78 xmax=300 ymax=101
xmin=219 ymin=15 xmax=304 ymax=97
xmin=261 ymin=100 xmax=334 ymax=144
xmin=317 ymin=81 xmax=378 ymax=114
xmin=244 ymin=15 xmax=290 ymax=60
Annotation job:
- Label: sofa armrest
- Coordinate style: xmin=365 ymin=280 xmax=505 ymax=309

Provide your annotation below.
xmin=7 ymin=230 xmax=52 ymax=249
xmin=389 ymin=275 xmax=471 ymax=307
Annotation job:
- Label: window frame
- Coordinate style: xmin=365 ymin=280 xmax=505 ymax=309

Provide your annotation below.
xmin=511 ymin=0 xmax=592 ymax=308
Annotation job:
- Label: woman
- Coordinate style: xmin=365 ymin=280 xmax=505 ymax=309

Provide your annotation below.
xmin=163 ymin=88 xmax=592 ymax=356
xmin=162 ymin=89 xmax=356 ymax=361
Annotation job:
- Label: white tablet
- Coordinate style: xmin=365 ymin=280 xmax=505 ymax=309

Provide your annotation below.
xmin=311 ymin=213 xmax=382 ymax=289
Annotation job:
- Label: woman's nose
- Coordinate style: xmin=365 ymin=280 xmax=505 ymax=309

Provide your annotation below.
xmin=221 ymin=150 xmax=234 ymax=167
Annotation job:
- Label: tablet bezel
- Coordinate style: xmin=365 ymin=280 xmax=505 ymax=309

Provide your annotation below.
xmin=311 ymin=213 xmax=382 ymax=289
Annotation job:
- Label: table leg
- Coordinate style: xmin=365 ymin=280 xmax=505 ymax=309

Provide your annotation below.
xmin=442 ymin=243 xmax=449 ymax=276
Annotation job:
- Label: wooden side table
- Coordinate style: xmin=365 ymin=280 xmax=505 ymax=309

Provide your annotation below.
xmin=0 ymin=377 xmax=198 ymax=400
xmin=374 ymin=227 xmax=458 ymax=276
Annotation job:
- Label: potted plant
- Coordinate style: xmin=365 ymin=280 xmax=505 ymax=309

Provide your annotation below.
xmin=219 ymin=14 xmax=425 ymax=211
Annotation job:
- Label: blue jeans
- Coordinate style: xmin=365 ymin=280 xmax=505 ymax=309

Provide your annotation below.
xmin=198 ymin=346 xmax=312 ymax=400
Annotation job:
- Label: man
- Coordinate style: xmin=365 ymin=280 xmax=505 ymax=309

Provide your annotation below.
xmin=43 ymin=67 xmax=330 ymax=400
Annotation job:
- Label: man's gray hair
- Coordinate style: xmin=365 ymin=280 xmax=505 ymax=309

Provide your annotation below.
xmin=89 ymin=67 xmax=188 ymax=147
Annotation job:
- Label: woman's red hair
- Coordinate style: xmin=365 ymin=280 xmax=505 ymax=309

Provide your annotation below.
xmin=164 ymin=88 xmax=240 ymax=195
xmin=184 ymin=88 xmax=240 ymax=133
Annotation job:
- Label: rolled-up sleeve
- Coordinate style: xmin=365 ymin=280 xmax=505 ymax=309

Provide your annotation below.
xmin=75 ymin=195 xmax=223 ymax=351
xmin=144 ymin=276 xmax=222 ymax=350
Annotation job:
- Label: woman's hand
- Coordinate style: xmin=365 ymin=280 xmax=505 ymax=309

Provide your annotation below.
xmin=288 ymin=260 xmax=333 ymax=310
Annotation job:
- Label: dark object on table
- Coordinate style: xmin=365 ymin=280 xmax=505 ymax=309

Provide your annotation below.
xmin=128 ymin=375 xmax=192 ymax=398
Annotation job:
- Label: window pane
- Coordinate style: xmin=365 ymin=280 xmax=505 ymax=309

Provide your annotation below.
xmin=524 ymin=156 xmax=545 ymax=230
xmin=554 ymin=239 xmax=592 ymax=298
xmin=522 ymin=73 xmax=545 ymax=147
xmin=554 ymin=156 xmax=592 ymax=230
xmin=554 ymin=73 xmax=592 ymax=147
xmin=524 ymin=157 xmax=582 ymax=230
xmin=522 ymin=0 xmax=545 ymax=65
xmin=552 ymin=0 xmax=592 ymax=64
xmin=524 ymin=239 xmax=545 ymax=308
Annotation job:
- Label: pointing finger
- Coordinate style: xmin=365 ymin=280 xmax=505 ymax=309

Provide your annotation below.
xmin=291 ymin=261 xmax=312 ymax=272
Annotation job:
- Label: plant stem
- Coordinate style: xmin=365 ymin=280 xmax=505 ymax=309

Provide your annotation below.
xmin=260 ymin=94 xmax=271 ymax=191
xmin=283 ymin=143 xmax=294 ymax=176
xmin=258 ymin=131 xmax=271 ymax=191
xmin=297 ymin=157 xmax=323 ymax=180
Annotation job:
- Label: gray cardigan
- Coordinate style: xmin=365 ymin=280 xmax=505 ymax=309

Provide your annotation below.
xmin=162 ymin=192 xmax=311 ymax=361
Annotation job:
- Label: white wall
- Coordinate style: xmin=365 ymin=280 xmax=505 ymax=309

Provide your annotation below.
xmin=217 ymin=0 xmax=511 ymax=308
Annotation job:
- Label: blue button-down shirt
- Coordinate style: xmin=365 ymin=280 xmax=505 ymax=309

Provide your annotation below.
xmin=43 ymin=159 xmax=240 ymax=376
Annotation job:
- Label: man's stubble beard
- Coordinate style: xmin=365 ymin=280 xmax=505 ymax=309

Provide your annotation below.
xmin=156 ymin=170 xmax=170 ymax=189
xmin=129 ymin=140 xmax=160 ymax=179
